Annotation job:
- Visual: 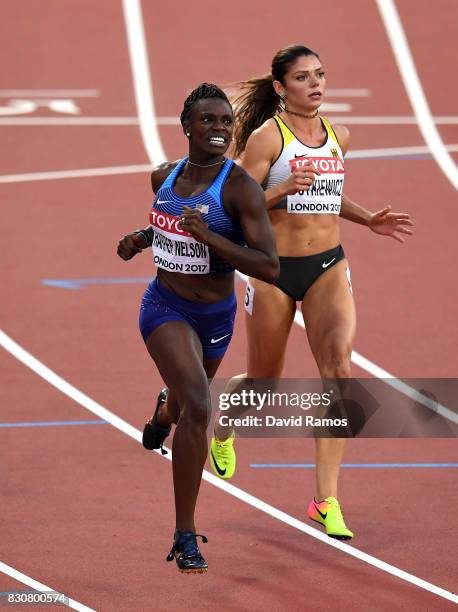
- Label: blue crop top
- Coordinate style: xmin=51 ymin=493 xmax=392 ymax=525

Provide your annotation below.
xmin=149 ymin=158 xmax=245 ymax=274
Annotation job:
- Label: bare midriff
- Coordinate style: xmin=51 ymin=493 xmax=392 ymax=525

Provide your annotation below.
xmin=157 ymin=268 xmax=235 ymax=303
xmin=269 ymin=209 xmax=340 ymax=256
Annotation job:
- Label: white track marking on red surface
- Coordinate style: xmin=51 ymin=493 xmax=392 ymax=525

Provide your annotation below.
xmin=153 ymin=115 xmax=458 ymax=126
xmin=0 ymin=90 xmax=99 ymax=97
xmin=0 ymin=117 xmax=139 ymax=125
xmin=347 ymin=144 xmax=458 ymax=159
xmin=376 ymin=0 xmax=458 ymax=190
xmin=0 ymin=561 xmax=95 ymax=612
xmin=0 ymin=330 xmax=456 ymax=604
xmin=325 ymin=89 xmax=371 ymax=97
xmin=1 ymin=115 xmax=458 ymax=126
xmin=328 ymin=115 xmax=458 ymax=125
xmin=0 ymin=164 xmax=152 ymax=183
xmin=121 ymin=0 xmax=166 ymax=165
xmin=1 ymin=144 xmax=457 ymax=184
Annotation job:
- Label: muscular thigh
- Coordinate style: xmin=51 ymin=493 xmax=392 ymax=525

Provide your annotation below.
xmin=245 ymin=278 xmax=296 ymax=377
xmin=145 ymin=321 xmax=221 ymax=405
xmin=301 ymin=260 xmax=356 ymax=363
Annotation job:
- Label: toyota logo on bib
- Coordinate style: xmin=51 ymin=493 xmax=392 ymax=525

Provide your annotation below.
xmin=149 ymin=209 xmax=191 ymax=236
xmin=289 ymin=156 xmax=344 ymax=174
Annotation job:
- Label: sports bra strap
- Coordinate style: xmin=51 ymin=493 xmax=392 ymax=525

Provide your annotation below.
xmin=274 ymin=115 xmax=295 ymax=147
xmin=161 ymin=158 xmax=187 ymax=189
xmin=207 ymin=159 xmax=234 ymax=201
xmin=320 ymin=117 xmax=340 ymax=146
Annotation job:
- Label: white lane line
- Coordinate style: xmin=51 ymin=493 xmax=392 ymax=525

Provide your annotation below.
xmin=0 ymin=90 xmax=99 ymax=97
xmin=0 ymin=330 xmax=456 ymax=604
xmin=0 ymin=89 xmax=361 ymax=101
xmin=0 ymin=561 xmax=95 ymax=612
xmin=347 ymin=144 xmax=458 ymax=159
xmin=331 ymin=115 xmax=458 ymax=125
xmin=236 ymin=273 xmax=457 ymax=425
xmin=0 ymin=117 xmax=139 ymax=125
xmin=318 ymin=102 xmax=352 ymax=112
xmin=153 ymin=115 xmax=458 ymax=126
xmin=0 ymin=164 xmax=152 ymax=183
xmin=326 ymin=89 xmax=371 ymax=97
xmin=297 ymin=316 xmax=457 ymax=424
xmin=376 ymin=0 xmax=458 ymax=190
xmin=121 ymin=0 xmax=166 ymax=165
xmin=1 ymin=115 xmax=458 ymax=126
xmin=2 ymin=144 xmax=458 ymax=183
xmin=0 ymin=332 xmax=142 ymax=442
xmin=349 ymin=351 xmax=457 ymax=423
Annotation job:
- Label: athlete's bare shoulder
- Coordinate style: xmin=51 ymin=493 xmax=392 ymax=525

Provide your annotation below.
xmin=150 ymin=160 xmax=181 ymax=192
xmin=246 ymin=117 xmax=281 ymax=152
xmin=225 ymin=160 xmax=260 ymax=188
xmin=331 ymin=124 xmax=351 ymax=156
xmin=238 ymin=117 xmax=282 ymax=182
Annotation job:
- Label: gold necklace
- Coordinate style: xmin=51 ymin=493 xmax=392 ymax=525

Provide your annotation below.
xmin=187 ymin=158 xmax=226 ymax=168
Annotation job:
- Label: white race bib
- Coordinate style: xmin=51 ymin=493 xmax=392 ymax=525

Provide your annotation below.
xmin=287 ymin=155 xmax=344 ymax=215
xmin=149 ymin=209 xmax=210 ymax=274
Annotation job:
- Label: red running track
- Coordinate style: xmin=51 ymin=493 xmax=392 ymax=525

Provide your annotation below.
xmin=1 ymin=1 xmax=457 ymax=610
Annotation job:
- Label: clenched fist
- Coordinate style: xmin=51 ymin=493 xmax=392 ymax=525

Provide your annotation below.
xmin=117 ymin=232 xmax=146 ymax=260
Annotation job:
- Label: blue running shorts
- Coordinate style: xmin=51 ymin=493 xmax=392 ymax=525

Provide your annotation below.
xmin=139 ymin=278 xmax=237 ymax=359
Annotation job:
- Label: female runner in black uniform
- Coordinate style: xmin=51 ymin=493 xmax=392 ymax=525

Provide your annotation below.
xmin=211 ymin=47 xmax=413 ymax=540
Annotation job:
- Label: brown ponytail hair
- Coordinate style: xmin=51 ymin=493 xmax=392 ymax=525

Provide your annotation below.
xmin=232 ymin=45 xmax=319 ymax=158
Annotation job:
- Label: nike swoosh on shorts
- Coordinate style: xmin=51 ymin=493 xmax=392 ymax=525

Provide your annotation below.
xmin=210 ymin=333 xmax=231 ymax=344
xmin=322 ymin=258 xmax=336 ymax=269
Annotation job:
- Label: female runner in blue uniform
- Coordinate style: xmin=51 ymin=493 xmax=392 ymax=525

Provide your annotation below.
xmin=117 ymin=83 xmax=279 ymax=573
xmin=211 ymin=46 xmax=414 ymax=540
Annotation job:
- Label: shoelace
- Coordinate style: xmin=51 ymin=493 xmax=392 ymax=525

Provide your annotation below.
xmin=215 ymin=439 xmax=233 ymax=462
xmin=166 ymin=533 xmax=208 ymax=562
xmin=326 ymin=499 xmax=347 ymax=528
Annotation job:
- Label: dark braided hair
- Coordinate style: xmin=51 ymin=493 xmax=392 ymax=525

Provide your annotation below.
xmin=180 ymin=82 xmax=231 ymax=126
xmin=233 ymin=45 xmax=319 ymax=158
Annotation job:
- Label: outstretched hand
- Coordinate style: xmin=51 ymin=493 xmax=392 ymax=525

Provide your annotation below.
xmin=368 ymin=205 xmax=414 ymax=243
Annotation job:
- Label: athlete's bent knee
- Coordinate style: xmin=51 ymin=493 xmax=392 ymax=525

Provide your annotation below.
xmin=178 ymin=386 xmax=211 ymax=429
